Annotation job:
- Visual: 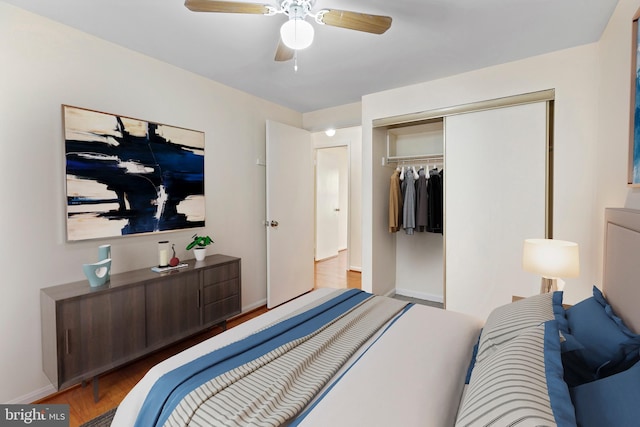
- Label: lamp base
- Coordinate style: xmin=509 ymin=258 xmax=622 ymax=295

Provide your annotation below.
xmin=540 ymin=277 xmax=557 ymax=294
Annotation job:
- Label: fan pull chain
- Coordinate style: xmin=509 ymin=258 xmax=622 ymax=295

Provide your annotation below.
xmin=294 ymin=50 xmax=298 ymax=72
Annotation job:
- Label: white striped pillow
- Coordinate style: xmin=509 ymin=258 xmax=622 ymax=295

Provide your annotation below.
xmin=475 ymin=292 xmax=557 ymax=364
xmin=455 ymin=321 xmax=576 ymax=427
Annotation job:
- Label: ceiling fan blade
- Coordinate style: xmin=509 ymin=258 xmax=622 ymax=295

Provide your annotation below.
xmin=274 ymin=38 xmax=294 ymax=62
xmin=319 ymin=9 xmax=392 ymax=34
xmin=184 ymin=0 xmax=270 ymax=14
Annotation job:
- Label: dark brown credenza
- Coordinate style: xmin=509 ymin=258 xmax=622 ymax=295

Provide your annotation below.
xmin=40 ymin=254 xmax=241 ymax=400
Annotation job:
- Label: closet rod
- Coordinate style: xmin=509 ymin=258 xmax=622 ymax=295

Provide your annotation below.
xmin=385 ymin=154 xmax=443 ymax=165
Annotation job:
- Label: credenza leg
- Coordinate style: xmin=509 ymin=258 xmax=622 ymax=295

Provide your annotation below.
xmin=81 ymin=377 xmax=100 ymax=402
xmin=93 ymin=376 xmax=99 ymax=402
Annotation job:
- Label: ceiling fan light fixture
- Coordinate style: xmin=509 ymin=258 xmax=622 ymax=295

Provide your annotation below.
xmin=280 ymin=18 xmax=314 ymax=50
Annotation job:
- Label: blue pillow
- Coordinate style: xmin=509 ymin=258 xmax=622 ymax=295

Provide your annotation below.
xmin=564 ymin=293 xmax=639 ymax=372
xmin=552 ymin=291 xmax=569 ymax=331
xmin=464 ymin=330 xmax=481 ymax=384
xmin=570 ymin=359 xmax=640 ymax=427
xmin=592 ymin=286 xmax=637 ymax=336
xmin=591 ymin=286 xmax=640 ymax=375
xmin=558 ymin=287 xmax=640 ymax=386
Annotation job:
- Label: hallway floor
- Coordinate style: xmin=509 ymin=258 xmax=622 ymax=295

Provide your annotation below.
xmin=314 ymin=250 xmax=361 ymax=290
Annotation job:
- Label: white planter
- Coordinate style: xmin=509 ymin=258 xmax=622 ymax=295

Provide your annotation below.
xmin=193 ymin=247 xmax=206 ymax=261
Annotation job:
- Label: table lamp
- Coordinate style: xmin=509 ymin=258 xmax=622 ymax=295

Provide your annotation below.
xmin=522 ymin=238 xmax=580 ymax=293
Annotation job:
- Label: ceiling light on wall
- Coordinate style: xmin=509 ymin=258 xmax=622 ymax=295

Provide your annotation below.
xmin=325 ymin=128 xmax=336 ymax=137
xmin=280 ymin=18 xmax=314 ymax=50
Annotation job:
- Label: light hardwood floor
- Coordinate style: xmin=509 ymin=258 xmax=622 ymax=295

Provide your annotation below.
xmin=314 ymin=250 xmax=361 ymax=290
xmin=36 ymin=251 xmax=361 ymax=426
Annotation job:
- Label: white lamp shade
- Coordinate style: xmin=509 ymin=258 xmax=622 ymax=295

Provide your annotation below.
xmin=522 ymin=238 xmax=580 ymax=279
xmin=280 ymin=18 xmax=314 ymax=50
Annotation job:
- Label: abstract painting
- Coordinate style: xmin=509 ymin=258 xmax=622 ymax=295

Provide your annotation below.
xmin=64 ymin=105 xmax=205 ymax=241
xmin=630 ymin=11 xmax=640 ymax=186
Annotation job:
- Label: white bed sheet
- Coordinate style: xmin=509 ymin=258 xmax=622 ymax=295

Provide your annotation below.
xmin=113 ymin=289 xmax=482 ymax=426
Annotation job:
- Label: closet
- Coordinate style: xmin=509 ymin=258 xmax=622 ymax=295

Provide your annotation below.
xmin=386 ymin=120 xmax=445 ymax=303
xmin=372 ymin=90 xmax=554 ymax=320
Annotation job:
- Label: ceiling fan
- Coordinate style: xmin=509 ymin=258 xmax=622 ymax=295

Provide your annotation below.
xmin=184 ymin=0 xmax=392 ymax=62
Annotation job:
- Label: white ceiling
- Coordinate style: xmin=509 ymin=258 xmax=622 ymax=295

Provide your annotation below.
xmin=5 ymin=0 xmax=619 ymax=113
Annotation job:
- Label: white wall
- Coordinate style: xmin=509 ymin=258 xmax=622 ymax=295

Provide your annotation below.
xmin=362 ymin=45 xmax=601 ymax=303
xmin=0 ymin=3 xmax=301 ymax=403
xmin=303 ymin=102 xmax=362 ymax=133
xmin=594 ymin=0 xmax=640 ymax=283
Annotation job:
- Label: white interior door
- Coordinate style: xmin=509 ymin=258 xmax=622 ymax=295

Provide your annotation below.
xmin=337 ymin=147 xmax=349 ymax=251
xmin=266 ymin=120 xmax=314 ymax=308
xmin=315 ymin=147 xmax=340 ymax=261
xmin=445 ymin=102 xmax=548 ymax=319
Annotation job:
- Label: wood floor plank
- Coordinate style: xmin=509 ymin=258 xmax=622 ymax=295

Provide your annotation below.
xmin=35 ymin=251 xmax=360 ymax=426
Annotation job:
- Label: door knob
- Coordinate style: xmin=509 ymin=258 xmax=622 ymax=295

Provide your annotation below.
xmin=270 ymin=220 xmax=279 ymax=227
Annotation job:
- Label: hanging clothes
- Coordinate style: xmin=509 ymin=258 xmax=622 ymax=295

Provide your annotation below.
xmin=389 ymin=169 xmax=403 ymax=233
xmin=427 ymin=168 xmax=443 ymax=233
xmin=402 ymin=167 xmax=417 ymax=235
xmin=415 ymin=168 xmax=429 ymax=232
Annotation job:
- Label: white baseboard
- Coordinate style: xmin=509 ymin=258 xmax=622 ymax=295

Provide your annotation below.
xmin=394 ymin=288 xmax=444 ymax=304
xmin=8 ymin=384 xmax=56 ymax=404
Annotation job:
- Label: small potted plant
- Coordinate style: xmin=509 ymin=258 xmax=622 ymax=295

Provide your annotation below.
xmin=186 ymin=234 xmax=213 ymax=261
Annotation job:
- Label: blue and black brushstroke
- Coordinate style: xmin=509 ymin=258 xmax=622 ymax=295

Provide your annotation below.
xmin=66 ymin=116 xmax=204 ymax=235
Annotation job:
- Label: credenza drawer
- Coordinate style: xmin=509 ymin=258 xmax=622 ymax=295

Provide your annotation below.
xmin=203 ymin=295 xmax=240 ymax=325
xmin=203 ymin=279 xmax=239 ymax=305
xmin=203 ymin=263 xmax=239 ymax=285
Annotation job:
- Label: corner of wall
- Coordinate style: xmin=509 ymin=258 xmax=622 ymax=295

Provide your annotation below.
xmin=302 ymin=102 xmax=362 ymax=132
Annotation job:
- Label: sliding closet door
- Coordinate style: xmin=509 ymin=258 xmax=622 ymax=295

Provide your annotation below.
xmin=445 ymin=102 xmax=547 ymax=319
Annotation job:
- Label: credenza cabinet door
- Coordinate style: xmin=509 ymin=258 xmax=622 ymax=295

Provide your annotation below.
xmin=57 ymin=286 xmax=146 ymax=388
xmin=145 ymin=271 xmax=202 ymax=348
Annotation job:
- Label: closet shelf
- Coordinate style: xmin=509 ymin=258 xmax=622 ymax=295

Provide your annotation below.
xmin=385 ymin=154 xmax=443 ymax=165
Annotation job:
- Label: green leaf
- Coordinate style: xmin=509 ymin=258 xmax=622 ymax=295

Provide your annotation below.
xmin=186 ymin=234 xmax=213 ymax=250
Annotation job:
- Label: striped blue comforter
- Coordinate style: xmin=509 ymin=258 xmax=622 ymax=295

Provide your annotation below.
xmin=134 ymin=289 xmax=410 ymax=427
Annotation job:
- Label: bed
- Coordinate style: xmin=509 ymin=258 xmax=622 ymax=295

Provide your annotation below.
xmin=113 ymin=207 xmax=640 ymax=427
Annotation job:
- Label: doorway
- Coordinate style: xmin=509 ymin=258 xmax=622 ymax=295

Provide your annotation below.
xmin=312 ymin=126 xmax=361 ymax=290
xmin=315 ymin=145 xmax=348 ymax=261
